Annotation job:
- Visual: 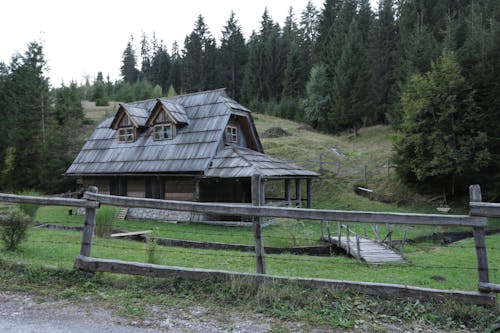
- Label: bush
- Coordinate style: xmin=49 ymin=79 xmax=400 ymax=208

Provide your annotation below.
xmin=0 ymin=207 xmax=32 ymax=251
xmin=17 ymin=190 xmax=41 ymax=219
xmin=95 ymin=205 xmax=116 ymax=237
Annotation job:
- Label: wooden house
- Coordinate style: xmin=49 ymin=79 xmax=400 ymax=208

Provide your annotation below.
xmin=66 ymin=89 xmax=319 ymax=221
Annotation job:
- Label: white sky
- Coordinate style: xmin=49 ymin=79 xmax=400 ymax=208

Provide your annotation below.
xmin=1 ymin=0 xmax=377 ymax=86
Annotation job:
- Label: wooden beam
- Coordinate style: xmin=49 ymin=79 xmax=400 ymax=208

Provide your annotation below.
xmin=110 ymin=230 xmax=152 ymax=238
xmin=0 ymin=193 xmax=99 ymax=208
xmin=251 ymin=174 xmax=266 ymax=274
xmin=79 ymin=186 xmax=98 ymax=257
xmin=469 ymin=185 xmax=490 ymax=288
xmin=306 ymin=179 xmax=312 ymax=209
xmin=74 ymin=256 xmax=496 ymax=306
xmin=284 ymin=179 xmax=291 ymax=207
xmin=469 ymin=202 xmax=500 ymax=217
xmin=82 ymin=192 xmax=487 ymax=227
xmin=295 ymin=179 xmax=301 ymax=207
xmin=479 ymin=282 xmax=500 ymax=293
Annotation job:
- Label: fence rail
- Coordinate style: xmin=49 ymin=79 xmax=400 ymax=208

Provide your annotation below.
xmin=0 ymin=182 xmax=496 ymax=305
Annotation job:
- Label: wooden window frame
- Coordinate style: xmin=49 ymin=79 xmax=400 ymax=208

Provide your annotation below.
xmin=226 ymin=126 xmax=238 ymax=143
xmin=153 ymin=123 xmax=174 ymax=141
xmin=118 ymin=127 xmax=135 ymax=143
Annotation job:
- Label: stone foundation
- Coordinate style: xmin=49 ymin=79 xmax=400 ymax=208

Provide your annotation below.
xmin=126 ymin=208 xmax=201 ymax=222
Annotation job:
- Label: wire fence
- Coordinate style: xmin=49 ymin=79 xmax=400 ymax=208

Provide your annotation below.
xmin=286 ymin=154 xmax=393 ymax=181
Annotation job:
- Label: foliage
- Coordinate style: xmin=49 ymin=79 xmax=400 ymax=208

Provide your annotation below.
xmin=303 ymin=64 xmax=331 ymax=132
xmin=16 ymin=191 xmax=40 ymax=219
xmin=393 ymin=49 xmax=489 ymax=194
xmin=120 ymin=37 xmax=139 ymax=84
xmin=95 ymin=205 xmax=116 ymax=238
xmin=0 ymin=207 xmax=31 ymax=251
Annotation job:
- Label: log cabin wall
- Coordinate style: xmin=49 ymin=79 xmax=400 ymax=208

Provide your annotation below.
xmin=81 ymin=177 xmax=110 ymax=195
xmin=164 ymin=178 xmax=197 ymax=201
xmin=127 ymin=177 xmax=146 ymax=198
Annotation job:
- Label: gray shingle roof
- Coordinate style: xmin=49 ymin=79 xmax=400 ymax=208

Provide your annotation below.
xmin=66 ymin=88 xmax=318 ymax=179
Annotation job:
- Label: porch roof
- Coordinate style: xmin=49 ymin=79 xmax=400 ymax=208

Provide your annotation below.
xmin=206 ymin=145 xmax=319 ymax=179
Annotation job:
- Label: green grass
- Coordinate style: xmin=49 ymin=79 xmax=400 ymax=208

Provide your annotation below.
xmin=2 ymin=227 xmax=498 ymax=292
xmin=0 ymin=257 xmax=496 ymax=332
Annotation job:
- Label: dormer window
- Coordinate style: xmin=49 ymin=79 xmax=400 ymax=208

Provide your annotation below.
xmin=153 ymin=123 xmax=173 ymax=141
xmin=118 ymin=127 xmax=135 ymax=143
xmin=226 ymin=126 xmax=237 ymax=143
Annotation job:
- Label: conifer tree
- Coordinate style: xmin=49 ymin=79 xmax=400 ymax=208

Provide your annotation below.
xmin=120 ymin=37 xmax=140 ymax=84
xmin=393 ymin=49 xmax=489 ymax=194
xmin=220 ymin=12 xmax=247 ymax=99
xmin=303 ymin=64 xmax=331 ymax=132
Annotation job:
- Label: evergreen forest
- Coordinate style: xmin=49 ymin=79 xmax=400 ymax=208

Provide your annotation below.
xmin=0 ymin=0 xmax=499 ymax=198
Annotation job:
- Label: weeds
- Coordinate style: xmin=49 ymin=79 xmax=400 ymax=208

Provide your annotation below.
xmin=95 ymin=205 xmax=116 ymax=237
xmin=0 ymin=259 xmax=496 ymax=332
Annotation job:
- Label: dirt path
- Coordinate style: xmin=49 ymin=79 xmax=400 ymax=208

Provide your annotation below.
xmin=0 ymin=291 xmax=306 ymax=332
xmin=0 ymin=291 xmax=471 ymax=333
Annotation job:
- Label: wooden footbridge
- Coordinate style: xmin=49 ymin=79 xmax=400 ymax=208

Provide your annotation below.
xmin=322 ymin=224 xmax=405 ymax=264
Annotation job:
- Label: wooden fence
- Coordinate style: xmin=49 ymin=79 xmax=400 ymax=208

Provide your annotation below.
xmin=0 ymin=182 xmax=497 ymax=306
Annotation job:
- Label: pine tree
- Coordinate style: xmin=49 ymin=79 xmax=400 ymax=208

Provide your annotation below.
xmin=169 ymin=42 xmax=182 ymax=94
xmin=298 ymin=1 xmax=319 ymax=83
xmin=1 ymin=42 xmax=51 ymax=190
xmin=220 ymin=12 xmax=248 ymax=99
xmin=373 ymin=0 xmax=396 ymax=123
xmin=393 ymin=49 xmax=489 ymax=194
xmin=150 ymin=41 xmax=171 ymax=94
xmin=182 ymin=15 xmax=218 ymax=92
xmin=120 ymin=37 xmax=140 ymax=84
xmin=331 ymin=19 xmax=372 ymax=137
xmin=303 ymin=64 xmax=331 ymax=132
xmin=140 ymin=32 xmax=152 ymax=81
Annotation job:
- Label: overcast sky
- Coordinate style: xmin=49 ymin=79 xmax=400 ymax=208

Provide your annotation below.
xmin=1 ymin=0 xmax=377 ymax=86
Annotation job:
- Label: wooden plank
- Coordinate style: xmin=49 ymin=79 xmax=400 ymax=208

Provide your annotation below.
xmin=74 ymin=256 xmax=496 ymax=306
xmin=252 ymin=174 xmax=266 ymax=275
xmin=469 ymin=185 xmax=490 ymax=287
xmin=469 ymin=202 xmax=500 ymax=217
xmin=479 ymin=282 xmax=500 ymax=293
xmin=110 ymin=230 xmax=152 ymax=238
xmin=0 ymin=192 xmax=99 ymax=208
xmin=83 ymin=192 xmax=486 ymax=227
xmin=79 ymin=187 xmax=98 ymax=257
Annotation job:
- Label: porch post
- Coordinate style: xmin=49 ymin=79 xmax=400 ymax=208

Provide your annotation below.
xmin=295 ymin=179 xmax=301 ymax=207
xmin=284 ymin=179 xmax=291 ymax=206
xmin=306 ymin=178 xmax=312 ymax=208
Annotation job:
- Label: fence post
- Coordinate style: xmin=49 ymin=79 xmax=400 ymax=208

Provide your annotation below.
xmin=364 ymin=165 xmax=367 ymax=181
xmin=356 ymin=234 xmax=361 ymax=260
xmin=387 ymin=160 xmax=391 ymax=177
xmin=79 ymin=186 xmax=98 ymax=257
xmin=346 ymin=225 xmax=351 ymax=255
xmin=251 ymin=174 xmax=266 ymax=274
xmin=469 ymin=184 xmax=490 ymax=289
xmin=319 ymin=153 xmax=323 ymax=173
xmin=337 ymin=222 xmax=341 ymax=247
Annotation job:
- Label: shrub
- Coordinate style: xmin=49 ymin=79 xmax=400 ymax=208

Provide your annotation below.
xmin=0 ymin=207 xmax=32 ymax=251
xmin=17 ymin=190 xmax=41 ymax=219
xmin=95 ymin=205 xmax=116 ymax=237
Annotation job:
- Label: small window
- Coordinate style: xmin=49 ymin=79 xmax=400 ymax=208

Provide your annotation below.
xmin=153 ymin=124 xmax=173 ymax=141
xmin=226 ymin=126 xmax=237 ymax=143
xmin=118 ymin=127 xmax=135 ymax=143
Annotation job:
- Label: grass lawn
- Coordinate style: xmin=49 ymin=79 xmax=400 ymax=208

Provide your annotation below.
xmin=2 ymin=227 xmax=498 ymax=292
